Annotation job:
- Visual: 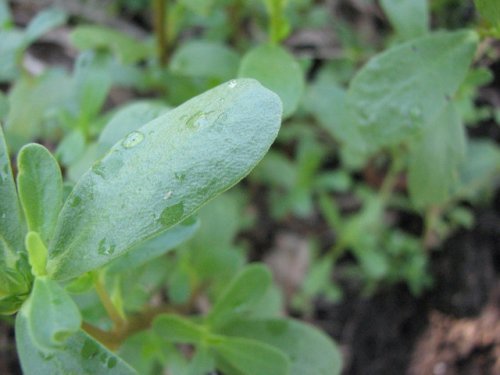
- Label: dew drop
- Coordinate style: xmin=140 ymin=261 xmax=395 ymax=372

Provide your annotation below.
xmin=97 ymin=239 xmax=116 ymax=256
xmin=99 ymin=352 xmax=108 ymax=364
xmin=174 ymin=172 xmax=186 ymax=182
xmin=107 ymin=357 xmax=118 ymax=369
xmin=186 ymin=111 xmax=203 ymax=128
xmin=159 ymin=203 xmax=184 ymax=227
xmin=122 ymin=131 xmax=144 ymax=148
xmin=92 ymin=163 xmax=106 ymax=178
xmin=216 ymin=112 xmax=228 ymax=123
xmin=163 ymin=190 xmax=173 ymax=200
xmin=70 ymin=196 xmax=82 ymax=208
xmin=228 ymin=79 xmax=237 ymax=88
xmin=81 ymin=340 xmax=99 ymax=360
xmin=195 ymin=115 xmax=209 ymax=127
xmin=39 ymin=351 xmax=54 ymax=361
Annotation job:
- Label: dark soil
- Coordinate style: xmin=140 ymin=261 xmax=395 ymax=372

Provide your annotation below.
xmin=312 ymin=202 xmax=500 ymax=375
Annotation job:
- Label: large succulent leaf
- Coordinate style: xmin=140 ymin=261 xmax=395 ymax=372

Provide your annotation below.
xmin=47 ymin=79 xmax=282 ymax=280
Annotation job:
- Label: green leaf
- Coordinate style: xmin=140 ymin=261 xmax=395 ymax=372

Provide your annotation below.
xmin=380 ymin=0 xmax=429 ymax=41
xmin=73 ymin=52 xmax=112 ymax=123
xmin=346 ymin=30 xmax=478 ymax=148
xmin=221 ymin=318 xmax=342 ymax=375
xmin=212 ymin=336 xmax=289 ymax=375
xmin=25 ymin=232 xmax=48 ymax=277
xmin=0 ymin=126 xmax=25 ymax=252
xmin=408 ymin=103 xmax=466 ymax=208
xmin=5 ymin=70 xmax=73 ymax=151
xmin=0 ymin=29 xmax=24 ymax=82
xmin=107 ymin=217 xmax=199 ymax=273
xmin=16 ymin=307 xmax=137 ymax=374
xmin=262 ymin=0 xmax=291 ymax=43
xmin=0 ymin=0 xmax=12 ymax=29
xmin=0 ymin=236 xmax=31 ymax=314
xmin=475 ymin=0 xmax=500 ymax=26
xmin=170 ymin=41 xmax=240 ymax=81
xmin=70 ymin=25 xmax=150 ymax=64
xmin=24 ymin=277 xmax=81 ymax=350
xmin=454 ymin=140 xmax=500 ymax=200
xmin=47 ymin=79 xmax=282 ymax=280
xmin=24 ymin=7 xmax=66 ymax=44
xmin=154 ymin=314 xmax=206 ymax=344
xmin=56 ymin=130 xmax=86 ymax=166
xmin=239 ymin=44 xmax=304 ymax=118
xmin=179 ymin=0 xmax=215 ymax=16
xmin=187 ymin=348 xmax=215 ymax=375
xmin=305 ymin=72 xmax=365 ymax=149
xmin=207 ymin=264 xmax=272 ymax=329
xmin=17 ymin=144 xmax=63 ymax=244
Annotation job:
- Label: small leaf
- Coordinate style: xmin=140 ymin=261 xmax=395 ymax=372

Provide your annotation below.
xmin=0 ymin=29 xmax=24 ymax=82
xmin=73 ymin=52 xmax=112 ymax=123
xmin=207 ymin=264 xmax=272 ymax=329
xmin=188 ymin=348 xmax=216 ymax=375
xmin=16 ymin=308 xmax=137 ymax=374
xmin=475 ymin=0 xmax=500 ymax=26
xmin=56 ymin=130 xmax=86 ymax=167
xmin=154 ymin=314 xmax=206 ymax=344
xmin=25 ymin=232 xmax=48 ymax=277
xmin=408 ymin=103 xmax=466 ymax=208
xmin=170 ymin=41 xmax=240 ymax=81
xmin=17 ymin=143 xmax=63 ymax=244
xmin=346 ymin=30 xmax=478 ymax=148
xmin=47 ymin=79 xmax=282 ymax=280
xmin=179 ymin=0 xmax=215 ymax=16
xmin=239 ymin=44 xmax=304 ymax=118
xmin=212 ymin=336 xmax=289 ymax=375
xmin=0 ymin=236 xmax=31 ymax=315
xmin=454 ymin=140 xmax=500 ymax=200
xmin=24 ymin=7 xmax=66 ymax=43
xmin=24 ymin=277 xmax=81 ymax=350
xmin=5 ymin=71 xmax=72 ymax=151
xmin=221 ymin=318 xmax=342 ymax=375
xmin=380 ymin=0 xmax=429 ymax=41
xmin=70 ymin=25 xmax=150 ymax=64
xmin=0 ymin=126 xmax=25 ymax=252
xmin=107 ymin=217 xmax=199 ymax=273
xmin=0 ymin=0 xmax=13 ymax=29
xmin=305 ymin=72 xmax=366 ymax=152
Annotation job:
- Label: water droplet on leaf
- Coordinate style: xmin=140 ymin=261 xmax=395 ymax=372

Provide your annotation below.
xmin=107 ymin=357 xmax=117 ymax=369
xmin=122 ymin=131 xmax=144 ymax=148
xmin=159 ymin=203 xmax=184 ymax=227
xmin=228 ymin=80 xmax=237 ymax=88
xmin=97 ymin=239 xmax=116 ymax=256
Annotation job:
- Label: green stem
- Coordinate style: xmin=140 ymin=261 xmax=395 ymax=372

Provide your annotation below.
xmin=93 ymin=274 xmax=127 ymax=331
xmin=379 ymin=150 xmax=403 ymax=204
xmin=267 ymin=0 xmax=286 ymax=44
xmin=422 ymin=205 xmax=442 ymax=250
xmin=153 ymin=0 xmax=168 ymax=66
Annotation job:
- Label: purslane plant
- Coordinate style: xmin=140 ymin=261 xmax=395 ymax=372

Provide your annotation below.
xmin=1 ymin=79 xmax=341 ymax=374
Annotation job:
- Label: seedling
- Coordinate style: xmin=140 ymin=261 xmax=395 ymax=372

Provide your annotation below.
xmin=1 ymin=79 xmax=341 ymax=374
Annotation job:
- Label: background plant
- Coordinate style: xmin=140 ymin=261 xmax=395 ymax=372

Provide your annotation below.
xmin=1 ymin=0 xmax=500 ymax=373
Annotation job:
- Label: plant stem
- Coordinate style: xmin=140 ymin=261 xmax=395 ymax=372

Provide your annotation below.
xmin=379 ymin=150 xmax=403 ymax=204
xmin=422 ymin=205 xmax=442 ymax=250
xmin=82 ymin=305 xmax=182 ymax=350
xmin=153 ymin=0 xmax=168 ymax=66
xmin=93 ymin=274 xmax=127 ymax=332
